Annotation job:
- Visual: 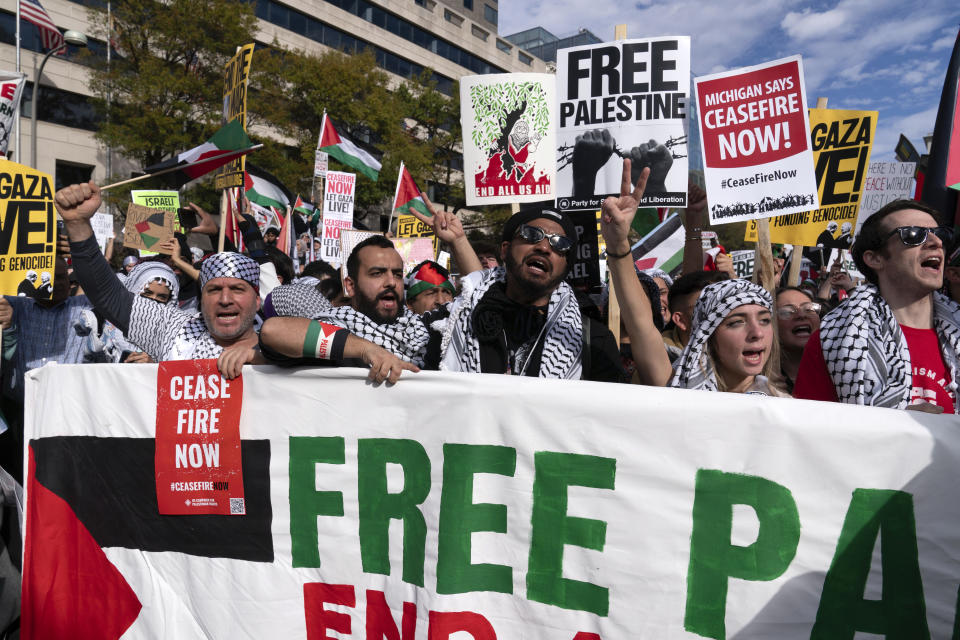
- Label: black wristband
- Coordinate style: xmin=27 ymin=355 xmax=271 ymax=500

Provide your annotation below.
xmin=606 ymin=247 xmax=632 ymax=259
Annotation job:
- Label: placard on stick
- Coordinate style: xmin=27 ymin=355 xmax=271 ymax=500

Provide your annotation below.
xmin=124 ymin=203 xmax=176 ymax=254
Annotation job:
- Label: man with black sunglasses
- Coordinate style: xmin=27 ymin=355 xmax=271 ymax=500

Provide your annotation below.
xmin=794 ymin=199 xmax=960 ymax=413
xmin=438 ymin=206 xmax=625 ymax=381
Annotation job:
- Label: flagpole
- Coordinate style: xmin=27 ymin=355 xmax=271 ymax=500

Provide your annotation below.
xmin=387 ymin=161 xmax=404 ymax=234
xmin=98 ymin=145 xmax=263 ymax=191
xmin=14 ymin=0 xmax=21 ymax=163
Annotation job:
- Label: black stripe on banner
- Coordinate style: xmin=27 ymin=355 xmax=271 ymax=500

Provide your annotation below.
xmin=31 ymin=437 xmax=273 ymax=562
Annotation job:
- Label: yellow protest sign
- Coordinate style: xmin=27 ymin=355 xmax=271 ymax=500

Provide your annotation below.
xmin=396 ymin=214 xmax=439 ymax=255
xmin=745 ymin=109 xmax=877 ymax=247
xmin=215 ymin=43 xmax=255 ymax=190
xmin=0 ymin=162 xmax=57 ymax=298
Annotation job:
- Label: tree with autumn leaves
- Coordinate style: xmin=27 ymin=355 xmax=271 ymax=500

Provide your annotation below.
xmin=83 ymin=0 xmax=481 ymax=229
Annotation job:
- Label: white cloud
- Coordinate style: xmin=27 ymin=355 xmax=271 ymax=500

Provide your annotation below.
xmin=781 ymin=8 xmax=848 ymax=42
xmin=932 ymin=35 xmax=955 ymax=50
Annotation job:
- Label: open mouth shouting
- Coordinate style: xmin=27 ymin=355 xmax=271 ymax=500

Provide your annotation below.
xmin=524 ymin=253 xmax=552 ymax=278
xmin=920 ymin=254 xmax=943 ymax=274
xmin=742 ymin=348 xmax=765 ymax=369
xmin=377 ymin=289 xmax=399 ymax=311
xmin=790 ymin=322 xmax=813 ymax=339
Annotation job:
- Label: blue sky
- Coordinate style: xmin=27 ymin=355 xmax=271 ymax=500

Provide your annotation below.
xmin=499 ymin=1 xmax=960 ymax=161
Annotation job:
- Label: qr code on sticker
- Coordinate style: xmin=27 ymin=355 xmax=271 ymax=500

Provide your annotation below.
xmin=230 ymin=498 xmax=246 ymax=515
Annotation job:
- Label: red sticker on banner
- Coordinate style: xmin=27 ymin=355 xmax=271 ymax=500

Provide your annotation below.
xmin=155 ymin=359 xmax=245 ymax=515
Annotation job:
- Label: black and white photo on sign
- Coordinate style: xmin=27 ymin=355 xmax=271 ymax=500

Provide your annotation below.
xmin=555 ymin=37 xmax=690 ymax=211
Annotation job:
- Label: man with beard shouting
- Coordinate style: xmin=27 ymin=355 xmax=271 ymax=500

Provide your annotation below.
xmin=262 ymin=199 xmax=625 ymax=381
xmin=261 ymin=200 xmax=480 ymax=369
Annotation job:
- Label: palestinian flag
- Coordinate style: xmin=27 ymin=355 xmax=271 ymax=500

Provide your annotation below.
xmin=629 ymin=213 xmax=685 ymax=275
xmin=318 ymin=112 xmax=382 ymax=181
xmin=23 ymin=437 xmax=274 ymax=637
xmin=392 ymin=162 xmax=430 ymax=217
xmin=293 ymin=195 xmax=315 ymax=218
xmin=133 ymin=210 xmax=168 ymax=249
xmin=142 ymin=120 xmax=257 ymax=188
xmin=921 ymin=27 xmax=960 ymax=224
xmin=244 ymin=164 xmax=292 ymax=212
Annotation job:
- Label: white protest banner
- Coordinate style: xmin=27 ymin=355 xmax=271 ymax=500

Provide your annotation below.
xmin=320 ymin=170 xmax=356 ymax=266
xmin=854 ymin=161 xmax=916 ymax=236
xmin=695 ymin=55 xmax=819 ymax=225
xmin=730 ymin=249 xmax=755 ymax=278
xmin=556 ymin=37 xmax=690 ymax=212
xmin=91 ymin=212 xmax=115 ymax=254
xmin=0 ymin=71 xmax=26 ymax=156
xmin=23 ymin=364 xmax=960 ymax=638
xmin=314 ymin=150 xmax=328 ymax=178
xmin=461 ymin=73 xmax=556 ymax=206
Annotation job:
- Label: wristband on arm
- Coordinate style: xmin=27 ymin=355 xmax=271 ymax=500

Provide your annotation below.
xmin=302 ymin=320 xmax=347 ymax=361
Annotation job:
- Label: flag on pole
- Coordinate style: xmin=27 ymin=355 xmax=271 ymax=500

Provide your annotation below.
xmin=20 ymin=0 xmax=64 ymax=53
xmin=293 ymin=196 xmax=315 ymax=218
xmin=244 ymin=164 xmax=292 ymax=212
xmin=142 ymin=120 xmax=256 ymax=188
xmin=629 ymin=214 xmax=685 ymax=275
xmin=223 ymin=193 xmax=245 ymax=253
xmin=277 ymin=207 xmax=294 ymax=258
xmin=921 ymin=27 xmax=960 ymax=224
xmin=391 ymin=163 xmax=431 ymax=218
xmin=318 ymin=112 xmax=382 ymax=181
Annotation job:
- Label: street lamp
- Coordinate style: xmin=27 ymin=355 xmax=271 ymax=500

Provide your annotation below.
xmin=32 ymin=29 xmax=88 ymax=169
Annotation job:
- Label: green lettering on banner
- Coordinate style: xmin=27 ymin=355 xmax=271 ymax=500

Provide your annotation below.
xmin=289 ymin=436 xmax=345 ymax=568
xmin=437 ymin=444 xmax=517 ymax=595
xmin=684 ymin=469 xmax=800 ymax=640
xmin=811 ymin=489 xmax=929 ymax=639
xmin=358 ymin=438 xmax=431 ymax=587
xmin=527 ymin=451 xmax=616 ymax=617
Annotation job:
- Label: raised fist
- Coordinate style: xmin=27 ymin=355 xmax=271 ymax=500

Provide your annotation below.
xmin=629 ymin=140 xmax=673 ymax=193
xmin=572 ymin=129 xmax=616 ymax=198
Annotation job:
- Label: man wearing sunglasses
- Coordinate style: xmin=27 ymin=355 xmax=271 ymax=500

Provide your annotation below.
xmin=439 ymin=206 xmax=624 ymax=381
xmin=794 ymin=199 xmax=960 ymax=413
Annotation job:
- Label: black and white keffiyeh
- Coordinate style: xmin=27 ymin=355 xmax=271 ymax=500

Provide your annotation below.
xmin=669 ymin=279 xmax=773 ymax=391
xmin=127 ymin=296 xmax=223 ymax=361
xmin=199 ymin=252 xmax=260 ymax=289
xmin=266 ymin=282 xmax=434 ymax=367
xmin=440 ymin=268 xmax=583 ymax=379
xmin=820 ymin=284 xmax=960 ymax=410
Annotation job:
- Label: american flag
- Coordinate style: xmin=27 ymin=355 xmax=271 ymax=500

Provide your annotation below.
xmin=19 ymin=0 xmax=65 ymax=53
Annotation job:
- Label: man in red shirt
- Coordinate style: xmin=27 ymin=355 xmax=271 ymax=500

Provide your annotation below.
xmin=794 ymin=199 xmax=960 ymax=414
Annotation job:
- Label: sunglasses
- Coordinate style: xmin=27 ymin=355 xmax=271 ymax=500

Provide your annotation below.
xmin=776 ymin=302 xmax=822 ymax=319
xmin=514 ymin=224 xmax=575 ymax=254
xmin=883 ymin=226 xmax=953 ymax=247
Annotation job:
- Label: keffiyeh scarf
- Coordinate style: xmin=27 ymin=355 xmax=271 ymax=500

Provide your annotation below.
xmin=440 ymin=268 xmax=583 ymax=379
xmin=266 ymin=282 xmax=434 ymax=367
xmin=820 ymin=284 xmax=960 ymax=411
xmin=670 ymin=279 xmax=773 ymax=391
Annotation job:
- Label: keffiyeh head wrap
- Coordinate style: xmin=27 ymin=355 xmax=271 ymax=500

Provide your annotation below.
xmin=644 ymin=268 xmax=673 ymax=287
xmin=820 ymin=284 xmax=960 ymax=410
xmin=670 ymin=279 xmax=773 ymax=391
xmin=124 ymin=261 xmax=179 ymax=304
xmin=199 ymin=252 xmax=260 ymax=290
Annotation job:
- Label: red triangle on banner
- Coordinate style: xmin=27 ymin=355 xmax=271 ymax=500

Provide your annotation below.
xmin=22 ymin=446 xmax=142 ymax=640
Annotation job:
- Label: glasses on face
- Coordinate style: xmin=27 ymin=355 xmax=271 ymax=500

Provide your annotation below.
xmin=514 ymin=224 xmax=575 ymax=255
xmin=776 ymin=302 xmax=822 ymax=319
xmin=883 ymin=226 xmax=953 ymax=247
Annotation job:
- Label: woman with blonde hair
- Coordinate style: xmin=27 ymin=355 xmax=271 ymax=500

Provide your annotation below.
xmin=669 ymin=279 xmax=787 ymax=396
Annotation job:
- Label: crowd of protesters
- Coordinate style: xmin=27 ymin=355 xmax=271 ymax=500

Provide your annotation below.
xmin=0 ymin=157 xmax=956 ymax=482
